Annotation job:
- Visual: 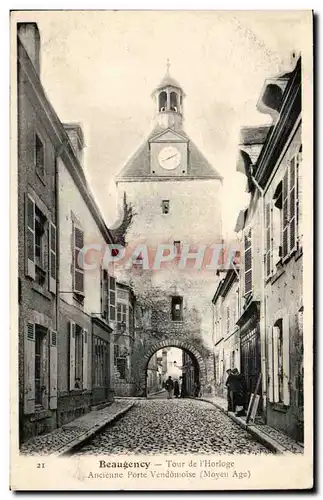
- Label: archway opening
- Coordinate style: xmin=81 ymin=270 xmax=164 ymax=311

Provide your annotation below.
xmin=145 ymin=346 xmax=201 ymax=399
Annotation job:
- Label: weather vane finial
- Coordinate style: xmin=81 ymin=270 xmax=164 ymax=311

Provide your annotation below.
xmin=166 ymin=58 xmax=170 ymax=75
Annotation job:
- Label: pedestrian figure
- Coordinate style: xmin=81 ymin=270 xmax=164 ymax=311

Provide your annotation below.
xmin=231 ymin=368 xmax=247 ymax=417
xmin=174 ymin=379 xmax=180 ymax=398
xmin=194 ymin=379 xmax=201 ymax=397
xmin=165 ymin=376 xmax=174 ymax=399
xmin=180 ymin=375 xmax=186 ymax=398
xmin=225 ymin=369 xmax=234 ymax=412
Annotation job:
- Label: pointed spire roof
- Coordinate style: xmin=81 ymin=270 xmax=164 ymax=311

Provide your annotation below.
xmin=153 ymin=59 xmax=184 ymax=93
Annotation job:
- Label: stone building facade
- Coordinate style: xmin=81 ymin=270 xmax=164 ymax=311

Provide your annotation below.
xmin=260 ymin=59 xmax=303 ymax=442
xmin=17 ymin=23 xmax=59 ymax=442
xmin=113 ymin=68 xmax=223 ymax=396
xmin=17 ymin=22 xmax=116 ymax=440
xmin=220 ymin=56 xmax=304 ymax=440
xmin=57 ymin=128 xmax=115 ymax=424
xmin=212 ymin=269 xmax=240 ymax=398
xmin=113 ymin=282 xmax=136 ymax=396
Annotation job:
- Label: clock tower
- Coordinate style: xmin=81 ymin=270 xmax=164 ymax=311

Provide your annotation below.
xmin=113 ymin=65 xmax=223 ymax=396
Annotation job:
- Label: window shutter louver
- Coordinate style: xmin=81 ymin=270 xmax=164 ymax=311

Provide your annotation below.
xmin=282 ymin=169 xmax=289 ymax=258
xmin=73 ymin=225 xmax=84 ymax=295
xmin=69 ymin=321 xmax=76 ymax=390
xmin=49 ymin=329 xmax=58 ymax=409
xmin=297 ymin=145 xmax=303 ymax=247
xmin=83 ymin=328 xmax=88 ymax=390
xmin=25 ymin=194 xmax=36 ymax=279
xmin=289 ymin=157 xmax=297 ymax=253
xmin=268 ymin=329 xmax=274 ymax=402
xmin=24 ymin=322 xmax=35 ymax=414
xmin=49 ymin=221 xmax=57 ymax=294
xmin=244 ymin=228 xmax=252 ymax=295
xmin=283 ymin=315 xmax=290 ymax=406
xmin=265 ymin=202 xmax=272 ymax=278
xmin=109 ymin=276 xmax=116 ymax=321
xmin=272 ymin=326 xmax=280 ymax=403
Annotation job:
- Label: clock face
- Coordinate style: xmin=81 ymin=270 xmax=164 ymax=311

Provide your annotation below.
xmin=158 ymin=146 xmax=181 ymax=170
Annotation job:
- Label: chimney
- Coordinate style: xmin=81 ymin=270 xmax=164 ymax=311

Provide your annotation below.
xmin=17 ymin=23 xmax=41 ymax=75
xmin=63 ymin=123 xmax=85 ymax=165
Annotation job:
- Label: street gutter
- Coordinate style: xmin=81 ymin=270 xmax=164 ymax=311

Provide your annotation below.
xmin=192 ymin=397 xmax=300 ymax=455
xmin=55 ymin=402 xmax=134 ymax=456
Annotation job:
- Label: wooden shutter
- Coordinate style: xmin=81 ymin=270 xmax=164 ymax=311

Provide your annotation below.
xmin=83 ymin=328 xmax=88 ymax=390
xmin=244 ymin=228 xmax=252 ymax=295
xmin=69 ymin=321 xmax=76 ymax=390
xmin=282 ymin=168 xmax=289 ymax=258
xmin=267 ymin=328 xmax=274 ymax=402
xmin=25 ymin=194 xmax=35 ymax=279
xmin=296 ymin=145 xmax=303 ymax=247
xmin=49 ymin=329 xmax=58 ymax=409
xmin=265 ymin=202 xmax=272 ymax=278
xmin=272 ymin=326 xmax=280 ymax=403
xmin=73 ymin=225 xmax=84 ymax=294
xmin=109 ymin=275 xmax=116 ymax=321
xmin=283 ymin=315 xmax=290 ymax=406
xmin=49 ymin=222 xmax=57 ymax=294
xmin=289 ymin=157 xmax=297 ymax=253
xmin=24 ymin=322 xmax=35 ymax=414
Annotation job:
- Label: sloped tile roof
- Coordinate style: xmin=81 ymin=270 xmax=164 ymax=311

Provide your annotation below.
xmin=116 ymin=126 xmax=222 ymax=181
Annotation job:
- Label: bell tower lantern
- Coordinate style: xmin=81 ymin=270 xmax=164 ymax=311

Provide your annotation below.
xmin=152 ymin=60 xmax=185 ymax=130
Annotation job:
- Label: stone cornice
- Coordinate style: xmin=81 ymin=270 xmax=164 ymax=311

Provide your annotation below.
xmin=254 ymin=59 xmax=301 ymax=189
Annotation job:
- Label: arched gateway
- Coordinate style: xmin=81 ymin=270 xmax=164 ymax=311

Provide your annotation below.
xmin=139 ymin=338 xmax=207 ymax=397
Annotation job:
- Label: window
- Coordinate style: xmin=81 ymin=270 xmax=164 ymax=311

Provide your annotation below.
xmin=35 ymin=134 xmax=44 ymax=178
xmin=75 ymin=325 xmax=84 ymax=389
xmin=117 ymin=303 xmax=127 ymax=330
xmin=244 ymin=228 xmax=252 ymax=295
xmin=114 ymin=344 xmax=120 ymax=364
xmin=101 ymin=269 xmax=109 ymax=319
xmin=93 ymin=337 xmax=108 ymax=387
xmin=33 ymin=206 xmax=47 ymax=285
xmin=35 ymin=326 xmax=46 ymax=406
xmin=173 ymin=241 xmax=181 ymax=255
xmin=114 ymin=344 xmax=127 ymax=380
xmin=273 ymin=182 xmax=283 ymax=268
xmin=117 ymin=358 xmax=127 ymax=380
xmin=226 ymin=306 xmax=230 ymax=334
xmin=73 ymin=224 xmax=84 ymax=300
xmin=162 ymin=200 xmax=170 ymax=214
xmin=170 ymin=92 xmax=178 ymax=112
xmin=159 ymin=91 xmax=167 ymax=112
xmin=171 ymin=296 xmax=183 ymax=321
xmin=34 ymin=206 xmax=46 ymax=274
xmin=282 ymin=151 xmax=301 ymax=259
xmin=129 ymin=305 xmax=134 ymax=337
xmin=109 ymin=275 xmax=116 ymax=320
xmin=268 ymin=319 xmax=287 ymax=404
xmin=296 ymin=145 xmax=302 ymax=248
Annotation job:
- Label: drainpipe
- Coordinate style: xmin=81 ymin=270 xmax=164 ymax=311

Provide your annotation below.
xmin=249 ymin=166 xmax=267 ymax=416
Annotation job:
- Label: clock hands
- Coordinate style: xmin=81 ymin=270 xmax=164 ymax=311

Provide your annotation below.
xmin=163 ymin=153 xmax=180 ymax=161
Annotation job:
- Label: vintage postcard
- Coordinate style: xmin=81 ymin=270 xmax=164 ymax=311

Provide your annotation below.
xmin=10 ymin=10 xmax=313 ymax=490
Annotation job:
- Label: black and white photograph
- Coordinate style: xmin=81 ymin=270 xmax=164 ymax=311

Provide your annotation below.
xmin=10 ymin=9 xmax=313 ymax=490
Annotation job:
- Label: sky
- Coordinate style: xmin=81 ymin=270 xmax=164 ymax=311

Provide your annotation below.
xmin=19 ymin=10 xmax=306 ymax=238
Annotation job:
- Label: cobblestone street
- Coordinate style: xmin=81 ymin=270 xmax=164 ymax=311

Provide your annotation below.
xmin=76 ymin=399 xmax=272 ymax=455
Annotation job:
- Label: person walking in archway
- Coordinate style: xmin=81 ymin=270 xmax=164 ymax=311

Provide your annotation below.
xmin=225 ymin=369 xmax=234 ymax=412
xmin=165 ymin=376 xmax=174 ymax=399
xmin=174 ymin=379 xmax=180 ymax=398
